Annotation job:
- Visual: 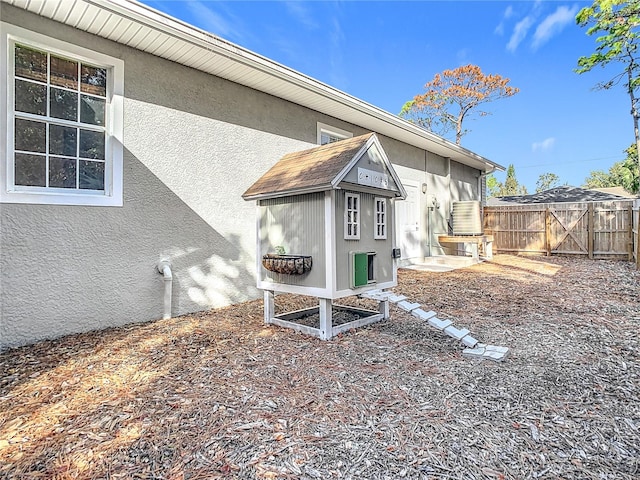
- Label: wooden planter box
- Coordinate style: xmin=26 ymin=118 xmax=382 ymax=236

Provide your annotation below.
xmin=262 ymin=254 xmax=312 ymax=275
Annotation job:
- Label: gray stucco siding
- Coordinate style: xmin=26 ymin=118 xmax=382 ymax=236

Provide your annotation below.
xmin=450 ymin=161 xmax=480 ymax=202
xmin=0 ymin=4 xmax=488 ymax=349
xmin=0 ymin=6 xmax=320 ymax=349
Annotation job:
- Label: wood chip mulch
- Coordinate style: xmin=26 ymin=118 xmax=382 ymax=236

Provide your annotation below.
xmin=1 ymin=254 xmax=639 ymax=480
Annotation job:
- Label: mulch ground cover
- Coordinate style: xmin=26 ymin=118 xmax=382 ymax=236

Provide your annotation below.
xmin=1 ymin=254 xmax=638 ymax=479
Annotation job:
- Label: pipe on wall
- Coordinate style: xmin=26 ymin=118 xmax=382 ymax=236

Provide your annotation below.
xmin=157 ymin=260 xmax=173 ymax=320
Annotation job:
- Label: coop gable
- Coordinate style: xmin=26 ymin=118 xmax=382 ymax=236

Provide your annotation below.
xmin=242 ymin=133 xmax=406 ymax=200
xmin=338 ymin=142 xmax=401 ymax=196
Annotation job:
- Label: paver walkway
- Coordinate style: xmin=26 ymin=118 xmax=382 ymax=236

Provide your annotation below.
xmin=360 ymin=289 xmax=510 ymax=362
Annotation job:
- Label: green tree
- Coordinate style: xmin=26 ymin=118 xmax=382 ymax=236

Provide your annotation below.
xmin=399 ymin=99 xmax=454 ymax=138
xmin=576 ymin=0 xmax=640 ymax=174
xmin=488 ymin=165 xmax=528 ymax=197
xmin=535 ymin=172 xmax=561 ymax=192
xmin=583 ymin=143 xmax=639 ymax=193
xmin=400 ymin=64 xmax=519 ymax=145
xmin=502 ymin=164 xmax=528 ymax=196
xmin=583 ymin=169 xmax=614 ymax=188
xmin=486 ymin=173 xmax=501 ymax=198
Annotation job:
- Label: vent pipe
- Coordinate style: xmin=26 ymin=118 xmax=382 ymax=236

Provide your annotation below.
xmin=157 ymin=260 xmax=173 ymax=320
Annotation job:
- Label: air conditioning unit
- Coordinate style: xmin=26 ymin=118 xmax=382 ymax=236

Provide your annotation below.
xmin=452 ymin=201 xmax=482 ymax=235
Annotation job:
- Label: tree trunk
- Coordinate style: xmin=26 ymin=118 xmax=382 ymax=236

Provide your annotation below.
xmin=455 ymin=113 xmax=463 ymax=145
xmin=628 ymin=67 xmax=640 ymax=187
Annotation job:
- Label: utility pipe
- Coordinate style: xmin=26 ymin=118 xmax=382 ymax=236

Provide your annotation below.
xmin=157 ymin=260 xmax=173 ymax=320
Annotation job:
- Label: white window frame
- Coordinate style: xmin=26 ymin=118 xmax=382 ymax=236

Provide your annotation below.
xmin=344 ymin=192 xmax=360 ymax=240
xmin=374 ymin=196 xmax=387 ymax=239
xmin=317 ymin=122 xmax=352 ymax=145
xmin=1 ymin=23 xmax=124 ymax=206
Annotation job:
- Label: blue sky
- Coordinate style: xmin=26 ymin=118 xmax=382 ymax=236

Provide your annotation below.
xmin=141 ymin=0 xmax=631 ymax=193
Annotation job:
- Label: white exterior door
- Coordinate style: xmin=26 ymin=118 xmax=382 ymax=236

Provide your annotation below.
xmin=395 ymin=181 xmax=421 ymax=261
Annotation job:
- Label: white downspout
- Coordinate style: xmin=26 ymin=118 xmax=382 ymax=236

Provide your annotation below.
xmin=157 ymin=260 xmax=172 ymax=320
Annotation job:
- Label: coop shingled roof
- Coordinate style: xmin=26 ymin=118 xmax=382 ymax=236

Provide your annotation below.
xmin=242 ymin=133 xmax=374 ymax=199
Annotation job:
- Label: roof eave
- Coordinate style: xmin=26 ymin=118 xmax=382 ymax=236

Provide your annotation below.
xmin=242 ymin=185 xmax=331 ymax=202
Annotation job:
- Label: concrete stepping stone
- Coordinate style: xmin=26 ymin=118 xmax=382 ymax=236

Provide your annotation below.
xmin=397 ymin=300 xmax=421 ymax=312
xmin=461 ymin=335 xmax=479 ymax=348
xmin=462 ymin=344 xmax=510 ymax=362
xmin=411 ymin=308 xmax=437 ymax=321
xmin=428 ymin=317 xmax=453 ymax=331
xmin=387 ymin=294 xmax=408 ymax=303
xmin=443 ymin=325 xmax=470 ymax=340
xmin=360 ymin=290 xmax=392 ymax=301
xmin=359 ymin=290 xmax=382 ymax=299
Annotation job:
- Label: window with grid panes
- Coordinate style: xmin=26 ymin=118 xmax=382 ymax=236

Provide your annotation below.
xmin=345 ymin=192 xmax=360 ymax=240
xmin=2 ymin=26 xmax=123 ymax=205
xmin=374 ymin=197 xmax=386 ymax=239
xmin=317 ymin=122 xmax=352 ymax=145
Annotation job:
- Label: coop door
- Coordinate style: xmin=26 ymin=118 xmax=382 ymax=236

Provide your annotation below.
xmin=351 ymin=252 xmax=376 ymax=288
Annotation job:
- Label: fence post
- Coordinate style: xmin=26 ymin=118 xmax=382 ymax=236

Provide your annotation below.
xmin=588 ymin=203 xmax=594 ymax=259
xmin=636 ymin=208 xmax=640 ymax=269
xmin=545 ymin=208 xmax=551 ymax=256
xmin=628 ymin=207 xmax=634 ymax=262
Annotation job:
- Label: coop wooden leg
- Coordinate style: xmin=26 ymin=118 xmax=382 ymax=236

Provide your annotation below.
xmin=379 ymin=299 xmax=390 ymax=319
xmin=319 ymin=298 xmax=333 ymax=340
xmin=264 ymin=290 xmax=275 ymax=324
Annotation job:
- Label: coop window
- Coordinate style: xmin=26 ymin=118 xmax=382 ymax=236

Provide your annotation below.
xmin=345 ymin=192 xmax=360 ymax=240
xmin=374 ymin=197 xmax=387 ymax=239
xmin=1 ymin=25 xmax=123 ymax=206
xmin=317 ymin=122 xmax=352 ymax=145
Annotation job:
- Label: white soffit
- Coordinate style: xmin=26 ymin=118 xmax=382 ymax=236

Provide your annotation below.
xmin=3 ymin=0 xmax=503 ymax=173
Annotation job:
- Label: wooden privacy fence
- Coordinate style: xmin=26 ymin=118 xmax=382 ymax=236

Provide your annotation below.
xmin=484 ymin=201 xmax=639 ymax=263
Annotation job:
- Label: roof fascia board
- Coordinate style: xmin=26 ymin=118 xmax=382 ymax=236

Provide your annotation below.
xmin=243 ymin=185 xmax=330 ymax=202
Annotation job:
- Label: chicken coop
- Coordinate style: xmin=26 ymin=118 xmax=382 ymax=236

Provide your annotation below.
xmin=242 ymin=133 xmax=406 ymax=339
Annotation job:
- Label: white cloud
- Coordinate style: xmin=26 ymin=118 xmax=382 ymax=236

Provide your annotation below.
xmin=507 ymin=15 xmax=535 ymax=52
xmin=328 ymin=16 xmax=347 ymax=89
xmin=494 ymin=5 xmax=514 ymax=35
xmin=504 ymin=5 xmax=515 ymax=19
xmin=185 ymin=1 xmax=231 ymax=35
xmin=184 ymin=1 xmax=245 ymax=42
xmin=456 ymin=48 xmax=471 ymax=65
xmin=532 ymin=137 xmax=556 ymax=152
xmin=285 ymin=1 xmax=319 ymax=30
xmin=532 ymin=5 xmax=580 ymax=50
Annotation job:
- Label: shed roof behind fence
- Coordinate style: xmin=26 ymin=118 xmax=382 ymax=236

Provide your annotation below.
xmin=487 ymin=185 xmax=634 ymax=205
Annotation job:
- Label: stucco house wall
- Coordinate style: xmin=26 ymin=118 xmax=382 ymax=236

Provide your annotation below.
xmin=0 ymin=2 xmax=497 ymax=350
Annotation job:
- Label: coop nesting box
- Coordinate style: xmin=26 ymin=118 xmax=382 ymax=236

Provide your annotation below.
xmin=242 ymin=133 xmax=406 ymax=339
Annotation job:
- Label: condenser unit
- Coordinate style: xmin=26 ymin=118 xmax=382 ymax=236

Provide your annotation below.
xmin=452 ymin=201 xmax=482 ymax=235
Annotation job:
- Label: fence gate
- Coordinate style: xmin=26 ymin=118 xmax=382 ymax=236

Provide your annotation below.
xmin=548 ymin=207 xmax=589 ymax=255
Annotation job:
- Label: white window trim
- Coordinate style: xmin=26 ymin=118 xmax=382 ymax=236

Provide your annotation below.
xmin=344 ymin=192 xmax=360 ymax=240
xmin=374 ymin=196 xmax=387 ymax=239
xmin=317 ymin=122 xmax=352 ymax=145
xmin=1 ymin=23 xmax=124 ymax=206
